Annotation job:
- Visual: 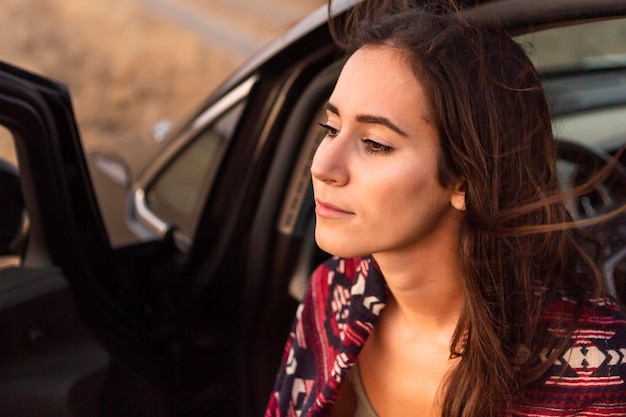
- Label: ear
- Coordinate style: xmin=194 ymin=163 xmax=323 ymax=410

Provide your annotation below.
xmin=450 ymin=183 xmax=466 ymax=211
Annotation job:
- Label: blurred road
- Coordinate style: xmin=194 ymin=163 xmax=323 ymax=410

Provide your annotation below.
xmin=0 ymin=0 xmax=324 ymax=248
xmin=136 ymin=0 xmax=322 ymax=56
xmin=89 ymin=0 xmax=323 ymax=245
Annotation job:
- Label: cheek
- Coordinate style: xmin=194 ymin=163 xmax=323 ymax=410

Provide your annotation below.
xmin=380 ymin=162 xmax=439 ymax=197
xmin=369 ymin=165 xmax=449 ymax=218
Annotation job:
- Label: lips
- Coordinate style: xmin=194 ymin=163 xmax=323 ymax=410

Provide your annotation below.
xmin=314 ymin=198 xmax=354 ymax=218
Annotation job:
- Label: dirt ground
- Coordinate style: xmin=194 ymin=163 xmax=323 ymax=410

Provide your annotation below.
xmin=0 ymin=0 xmax=321 ymax=167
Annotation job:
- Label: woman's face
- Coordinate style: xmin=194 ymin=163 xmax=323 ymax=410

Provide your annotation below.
xmin=311 ymin=46 xmax=463 ymax=260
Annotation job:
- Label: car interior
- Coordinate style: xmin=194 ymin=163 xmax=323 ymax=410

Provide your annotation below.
xmin=273 ymin=43 xmax=626 ymax=307
xmin=240 ymin=20 xmax=626 ymax=409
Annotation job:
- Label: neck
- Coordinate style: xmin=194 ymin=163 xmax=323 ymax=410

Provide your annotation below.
xmin=373 ymin=239 xmax=464 ymax=340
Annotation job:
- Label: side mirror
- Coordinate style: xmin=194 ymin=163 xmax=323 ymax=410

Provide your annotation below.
xmin=0 ymin=158 xmax=25 ymax=256
xmin=151 ymin=119 xmax=172 ymax=143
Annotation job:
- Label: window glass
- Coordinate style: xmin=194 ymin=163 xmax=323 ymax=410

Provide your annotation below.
xmin=519 ymin=18 xmax=626 ymax=153
xmin=146 ymin=100 xmax=245 ymax=237
xmin=0 ymin=125 xmax=23 ymax=269
xmin=517 ymin=19 xmax=626 ymax=73
xmin=0 ymin=126 xmax=17 ymax=167
xmin=553 ymin=105 xmax=626 ymax=151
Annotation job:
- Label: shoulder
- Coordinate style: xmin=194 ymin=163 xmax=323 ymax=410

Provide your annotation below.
xmin=305 ymin=255 xmax=387 ymax=337
xmin=583 ymin=297 xmax=626 ymax=322
xmin=575 ymin=297 xmax=626 ymax=360
xmin=303 ymin=256 xmax=375 ymax=314
xmin=545 ymin=296 xmax=626 ymax=369
xmin=572 ymin=297 xmax=626 ymax=369
xmin=265 ymin=256 xmax=386 ymax=417
xmin=522 ymin=297 xmax=626 ymax=414
xmin=548 ymin=296 xmax=626 ymax=337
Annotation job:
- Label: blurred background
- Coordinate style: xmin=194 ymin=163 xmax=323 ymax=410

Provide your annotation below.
xmin=0 ymin=0 xmax=323 ymax=168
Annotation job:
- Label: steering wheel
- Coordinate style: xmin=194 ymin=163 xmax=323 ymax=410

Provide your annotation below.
xmin=556 ymin=139 xmax=626 ymax=300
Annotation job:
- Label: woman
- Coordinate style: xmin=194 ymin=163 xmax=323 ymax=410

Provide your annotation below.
xmin=265 ymin=1 xmax=626 ymax=416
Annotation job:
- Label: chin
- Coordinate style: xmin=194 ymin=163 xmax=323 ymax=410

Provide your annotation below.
xmin=315 ymin=232 xmax=367 ymax=260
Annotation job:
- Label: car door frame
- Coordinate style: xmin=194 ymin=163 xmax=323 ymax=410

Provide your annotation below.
xmin=0 ymin=62 xmax=121 ymax=415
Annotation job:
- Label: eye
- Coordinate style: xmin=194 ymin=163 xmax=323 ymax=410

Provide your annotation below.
xmin=318 ymin=122 xmax=339 ymax=138
xmin=361 ymin=138 xmax=392 ymax=154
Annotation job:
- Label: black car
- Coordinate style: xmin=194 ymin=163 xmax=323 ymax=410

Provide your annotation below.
xmin=1 ymin=0 xmax=626 ymax=415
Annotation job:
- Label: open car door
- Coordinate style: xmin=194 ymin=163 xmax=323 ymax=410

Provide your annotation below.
xmin=0 ymin=61 xmax=113 ymax=416
xmin=0 ymin=62 xmax=175 ymax=416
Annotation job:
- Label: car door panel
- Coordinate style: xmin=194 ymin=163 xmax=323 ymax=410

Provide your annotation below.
xmin=0 ymin=60 xmax=185 ymax=416
xmin=0 ymin=267 xmax=109 ymax=417
xmin=0 ymin=63 xmax=130 ymax=416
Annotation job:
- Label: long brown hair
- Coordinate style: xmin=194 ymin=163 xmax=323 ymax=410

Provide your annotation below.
xmin=328 ymin=1 xmax=622 ymax=415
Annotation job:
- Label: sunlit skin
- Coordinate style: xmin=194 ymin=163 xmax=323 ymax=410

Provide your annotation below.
xmin=311 ymin=46 xmax=466 ymax=416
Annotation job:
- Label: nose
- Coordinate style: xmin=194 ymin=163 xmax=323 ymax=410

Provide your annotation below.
xmin=310 ymin=135 xmax=349 ymax=186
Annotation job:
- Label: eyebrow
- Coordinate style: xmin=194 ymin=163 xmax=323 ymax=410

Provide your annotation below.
xmin=324 ymin=102 xmax=409 ymax=137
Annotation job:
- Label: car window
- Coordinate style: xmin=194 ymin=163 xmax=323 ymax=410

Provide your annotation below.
xmin=518 ymin=17 xmax=626 ymax=151
xmin=517 ymin=19 xmax=626 ymax=73
xmin=553 ymin=105 xmax=626 ymax=151
xmin=145 ymin=99 xmax=246 ymax=239
xmin=0 ymin=126 xmax=17 ymax=167
xmin=0 ymin=125 xmax=23 ymax=269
